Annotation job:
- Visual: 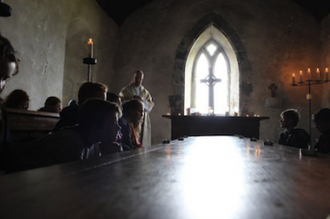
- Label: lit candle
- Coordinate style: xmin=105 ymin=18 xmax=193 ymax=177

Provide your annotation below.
xmin=316 ymin=68 xmax=320 ymax=80
xmin=307 ymin=68 xmax=311 ymax=80
xmin=292 ymin=73 xmax=296 ymax=84
xmin=325 ymin=68 xmax=329 ymax=81
xmin=87 ymin=38 xmax=93 ymax=58
xmin=299 ymin=70 xmax=303 ymax=83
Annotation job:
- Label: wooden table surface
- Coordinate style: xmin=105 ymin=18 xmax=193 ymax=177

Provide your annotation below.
xmin=1 ymin=136 xmax=330 ymax=219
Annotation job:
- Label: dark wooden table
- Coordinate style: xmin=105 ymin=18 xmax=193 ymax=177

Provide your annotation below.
xmin=0 ymin=136 xmax=330 ymax=218
xmin=163 ymin=115 xmax=269 ymax=139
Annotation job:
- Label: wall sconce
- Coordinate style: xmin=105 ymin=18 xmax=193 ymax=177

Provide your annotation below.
xmin=0 ymin=1 xmax=12 ymax=17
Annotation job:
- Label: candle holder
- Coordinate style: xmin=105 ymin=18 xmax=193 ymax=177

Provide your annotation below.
xmin=0 ymin=1 xmax=12 ymax=17
xmin=82 ymin=57 xmax=97 ymax=82
xmin=291 ymin=68 xmax=329 ymax=156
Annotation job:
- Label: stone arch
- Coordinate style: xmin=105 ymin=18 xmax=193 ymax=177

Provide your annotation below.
xmin=172 ymin=12 xmax=252 ymax=115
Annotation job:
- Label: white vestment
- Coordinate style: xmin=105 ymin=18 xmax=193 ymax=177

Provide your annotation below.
xmin=119 ymin=84 xmax=154 ymax=146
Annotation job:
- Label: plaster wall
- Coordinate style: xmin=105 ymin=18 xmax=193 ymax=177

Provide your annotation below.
xmin=0 ymin=0 xmax=118 ymax=109
xmin=113 ymin=0 xmax=323 ymax=144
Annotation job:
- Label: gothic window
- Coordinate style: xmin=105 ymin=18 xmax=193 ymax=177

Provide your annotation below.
xmin=185 ymin=25 xmax=239 ymax=115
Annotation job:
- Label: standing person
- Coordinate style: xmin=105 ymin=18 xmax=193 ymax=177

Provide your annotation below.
xmin=312 ymin=108 xmax=330 ymax=154
xmin=119 ymin=70 xmax=154 ymax=146
xmin=0 ymin=33 xmax=19 ymax=170
xmin=278 ymin=109 xmax=310 ymax=149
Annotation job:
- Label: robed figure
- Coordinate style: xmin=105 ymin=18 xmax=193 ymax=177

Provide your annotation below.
xmin=119 ymin=70 xmax=154 ymax=146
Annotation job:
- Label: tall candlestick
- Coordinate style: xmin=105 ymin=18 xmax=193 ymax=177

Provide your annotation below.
xmin=88 ymin=38 xmax=93 ymax=58
xmin=307 ymin=68 xmax=311 ymax=80
xmin=299 ymin=70 xmax=303 ymax=83
xmin=292 ymin=73 xmax=296 ymax=84
xmin=325 ymin=68 xmax=329 ymax=81
xmin=316 ymin=68 xmax=320 ymax=80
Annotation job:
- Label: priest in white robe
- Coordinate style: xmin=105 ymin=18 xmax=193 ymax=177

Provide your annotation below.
xmin=119 ymin=70 xmax=154 ymax=146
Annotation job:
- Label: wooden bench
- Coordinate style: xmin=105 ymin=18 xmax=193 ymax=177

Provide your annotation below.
xmin=5 ymin=108 xmax=60 ymax=143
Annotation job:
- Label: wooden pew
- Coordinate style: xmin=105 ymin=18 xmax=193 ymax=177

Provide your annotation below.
xmin=5 ymin=108 xmax=60 ymax=143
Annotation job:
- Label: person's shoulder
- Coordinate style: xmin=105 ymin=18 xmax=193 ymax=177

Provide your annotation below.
xmin=60 ymin=104 xmax=79 ymax=117
xmin=119 ymin=116 xmax=129 ymax=126
xmin=292 ymin=128 xmax=310 ymax=137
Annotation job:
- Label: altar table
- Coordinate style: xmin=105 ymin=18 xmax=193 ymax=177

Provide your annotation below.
xmin=163 ymin=115 xmax=269 ymax=139
xmin=0 ymin=136 xmax=329 ymax=218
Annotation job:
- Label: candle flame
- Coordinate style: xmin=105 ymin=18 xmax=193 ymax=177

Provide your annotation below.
xmin=307 ymin=68 xmax=311 ymax=73
xmin=299 ymin=70 xmax=303 ymax=75
xmin=292 ymin=73 xmax=295 ymax=77
xmin=316 ymin=68 xmax=320 ymax=73
xmin=326 ymin=68 xmax=329 ymax=72
xmin=88 ymin=38 xmax=93 ymax=45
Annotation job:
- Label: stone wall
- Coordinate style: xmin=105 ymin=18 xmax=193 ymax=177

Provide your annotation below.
xmin=0 ymin=0 xmax=118 ymax=109
xmin=113 ymin=0 xmax=323 ymax=144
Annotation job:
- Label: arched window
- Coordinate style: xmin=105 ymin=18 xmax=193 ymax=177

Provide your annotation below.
xmin=185 ymin=25 xmax=239 ymax=115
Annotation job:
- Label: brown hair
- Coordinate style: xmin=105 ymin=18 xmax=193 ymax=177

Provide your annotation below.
xmin=0 ymin=33 xmax=19 ymax=75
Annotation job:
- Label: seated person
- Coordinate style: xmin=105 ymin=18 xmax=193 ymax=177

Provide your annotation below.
xmin=17 ymin=99 xmax=122 ymax=170
xmin=0 ymin=33 xmax=19 ymax=170
xmin=312 ymin=108 xmax=330 ymax=154
xmin=38 ymin=96 xmax=62 ymax=113
xmin=278 ymin=109 xmax=310 ymax=148
xmin=107 ymin=92 xmax=122 ymax=106
xmin=119 ymin=99 xmax=144 ymax=151
xmin=3 ymin=89 xmax=29 ymax=110
xmin=53 ymin=82 xmax=108 ymax=131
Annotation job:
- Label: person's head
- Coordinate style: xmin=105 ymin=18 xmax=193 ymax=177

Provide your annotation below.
xmin=4 ymin=89 xmax=29 ymax=110
xmin=313 ymin=108 xmax=330 ymax=134
xmin=131 ymin=70 xmax=144 ymax=86
xmin=0 ymin=33 xmax=19 ymax=92
xmin=78 ymin=82 xmax=108 ymax=105
xmin=280 ymin=109 xmax=299 ymax=130
xmin=122 ymin=99 xmax=144 ymax=126
xmin=106 ymin=92 xmax=122 ymax=106
xmin=44 ymin=96 xmax=62 ymax=113
xmin=79 ymin=99 xmax=122 ymax=144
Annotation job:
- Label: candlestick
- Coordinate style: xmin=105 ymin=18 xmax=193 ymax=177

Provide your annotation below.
xmin=299 ymin=70 xmax=303 ymax=83
xmin=88 ymin=38 xmax=93 ymax=58
xmin=292 ymin=73 xmax=296 ymax=84
xmin=83 ymin=39 xmax=97 ymax=82
xmin=307 ymin=68 xmax=311 ymax=80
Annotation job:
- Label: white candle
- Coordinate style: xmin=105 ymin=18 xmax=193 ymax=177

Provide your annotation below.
xmin=316 ymin=68 xmax=320 ymax=80
xmin=88 ymin=38 xmax=93 ymax=58
xmin=307 ymin=68 xmax=311 ymax=80
xmin=292 ymin=73 xmax=296 ymax=84
xmin=299 ymin=70 xmax=303 ymax=83
xmin=325 ymin=68 xmax=329 ymax=81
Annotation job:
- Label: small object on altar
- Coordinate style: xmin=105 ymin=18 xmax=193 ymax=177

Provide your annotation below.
xmin=162 ymin=139 xmax=170 ymax=144
xmin=250 ymin=137 xmax=258 ymax=141
xmin=264 ymin=141 xmax=274 ymax=146
xmin=178 ymin=136 xmax=184 ymax=141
